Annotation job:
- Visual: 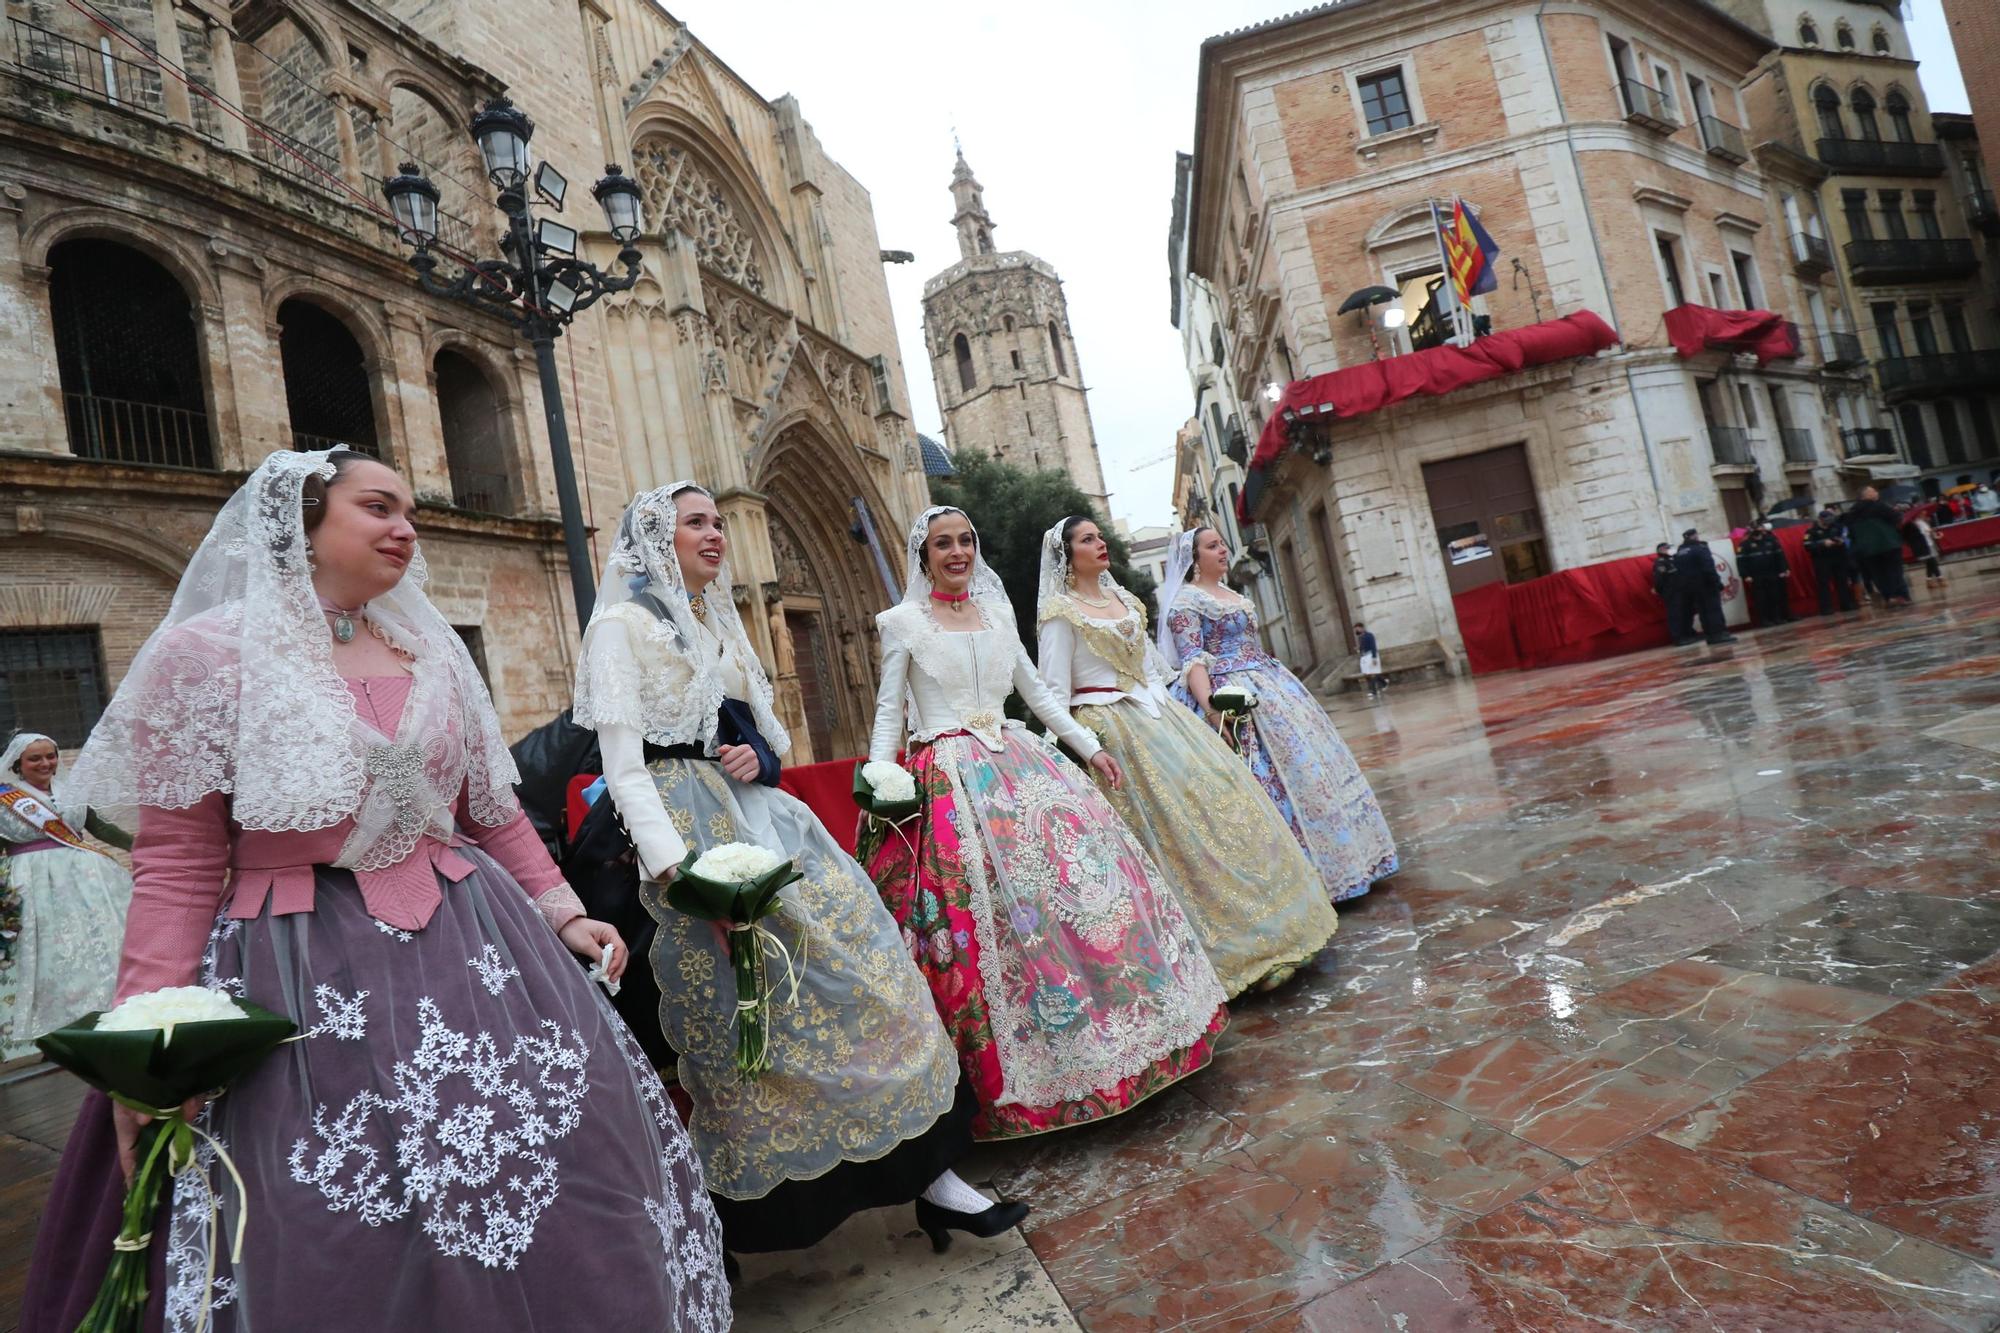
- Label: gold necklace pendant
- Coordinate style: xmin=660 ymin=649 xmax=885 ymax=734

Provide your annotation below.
xmin=688 ymin=593 xmax=708 ymax=618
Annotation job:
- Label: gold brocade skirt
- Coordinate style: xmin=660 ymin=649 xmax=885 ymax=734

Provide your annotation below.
xmin=1074 ymin=699 xmax=1337 ymax=996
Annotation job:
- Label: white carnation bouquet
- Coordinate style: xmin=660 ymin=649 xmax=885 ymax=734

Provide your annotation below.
xmin=853 ymin=760 xmax=922 ymax=823
xmin=1210 ymin=684 xmax=1258 ymax=716
xmin=37 ymin=986 xmax=296 ymax=1332
xmin=670 ymin=841 xmax=805 ymax=1076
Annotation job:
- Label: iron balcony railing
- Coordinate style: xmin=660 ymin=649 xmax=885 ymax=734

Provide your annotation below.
xmin=1790 ymin=231 xmax=1834 ymax=273
xmin=1968 ymin=189 xmax=1999 ymax=236
xmin=1818 ymin=328 xmax=1865 ymax=369
xmin=1616 ymin=78 xmax=1679 ymax=133
xmin=1708 ymin=425 xmax=1753 ymax=466
xmin=63 ymin=392 xmax=213 ymax=469
xmin=1844 ymin=237 xmax=1979 ymax=284
xmin=9 ymin=18 xmax=164 ymax=116
xmin=1876 ymin=350 xmax=2000 ymax=400
xmin=450 ymin=471 xmax=516 ymax=516
xmin=1699 ymin=115 xmax=1748 ymax=163
xmin=1814 ymin=137 xmax=1945 ymax=175
xmin=1841 ymin=427 xmax=1898 ymax=459
xmin=1780 ymin=427 xmax=1817 ymax=464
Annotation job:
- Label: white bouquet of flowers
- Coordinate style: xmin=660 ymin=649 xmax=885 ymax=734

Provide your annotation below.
xmin=670 ymin=842 xmax=804 ymax=1076
xmin=1210 ymin=684 xmax=1258 ymax=716
xmin=854 ymin=760 xmax=922 ymax=823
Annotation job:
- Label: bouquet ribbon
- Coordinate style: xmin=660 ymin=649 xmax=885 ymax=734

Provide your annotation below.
xmin=668 ymin=852 xmax=807 ymax=1077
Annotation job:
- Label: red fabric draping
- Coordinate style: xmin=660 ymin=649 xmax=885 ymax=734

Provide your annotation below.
xmin=1932 ymin=515 xmax=2000 ymax=557
xmin=560 ymin=757 xmax=868 ymax=855
xmin=1240 ymin=311 xmax=1621 ymax=520
xmin=1662 ymin=305 xmax=1800 ymax=366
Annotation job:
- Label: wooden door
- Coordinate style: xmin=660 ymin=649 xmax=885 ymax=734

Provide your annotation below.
xmin=786 ymin=610 xmax=836 ymax=761
xmin=1422 ymin=443 xmax=1548 ymax=597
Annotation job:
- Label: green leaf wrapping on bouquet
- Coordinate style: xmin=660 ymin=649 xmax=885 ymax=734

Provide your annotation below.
xmin=852 ymin=765 xmax=923 ymax=824
xmin=36 ymin=1001 xmax=297 ymax=1113
xmin=668 ymin=851 xmax=804 ymax=1078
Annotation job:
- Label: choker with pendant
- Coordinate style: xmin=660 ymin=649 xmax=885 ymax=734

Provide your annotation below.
xmin=317 ymin=594 xmax=364 ymax=644
xmin=929 ymin=589 xmax=971 ymax=605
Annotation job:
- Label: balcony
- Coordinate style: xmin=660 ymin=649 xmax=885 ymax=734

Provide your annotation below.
xmin=1841 ymin=427 xmax=1898 ymax=459
xmin=1700 ymin=116 xmax=1749 ymax=164
xmin=9 ymin=17 xmax=164 ymax=114
xmin=62 ymin=393 xmax=212 ymax=470
xmin=1969 ymin=189 xmax=2000 ymax=237
xmin=1814 ymin=137 xmax=1945 ymax=175
xmin=1876 ymin=350 xmax=2000 ymax=401
xmin=1780 ymin=427 xmax=1818 ymax=465
xmin=1818 ymin=328 xmax=1866 ymax=369
xmin=1224 ymin=420 xmax=1248 ymax=466
xmin=1708 ymin=425 xmax=1754 ymax=466
xmin=1616 ymin=79 xmax=1679 ymax=134
xmin=1790 ymin=231 xmax=1834 ymax=275
xmin=1844 ymin=238 xmax=1978 ymax=284
xmin=450 ymin=471 xmax=517 ymax=516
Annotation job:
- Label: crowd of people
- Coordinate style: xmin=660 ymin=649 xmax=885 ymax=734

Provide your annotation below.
xmin=8 ymin=449 xmax=1398 ymax=1330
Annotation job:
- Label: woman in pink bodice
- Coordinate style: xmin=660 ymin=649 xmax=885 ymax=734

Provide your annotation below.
xmin=22 ymin=450 xmax=730 ymax=1333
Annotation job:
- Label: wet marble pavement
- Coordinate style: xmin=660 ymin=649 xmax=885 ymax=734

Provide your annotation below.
xmin=8 ymin=589 xmax=2000 ymax=1331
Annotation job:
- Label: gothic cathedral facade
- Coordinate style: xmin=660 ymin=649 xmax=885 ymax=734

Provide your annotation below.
xmin=920 ymin=153 xmax=1110 ymax=513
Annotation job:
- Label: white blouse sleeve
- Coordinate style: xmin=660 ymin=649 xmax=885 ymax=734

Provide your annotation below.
xmin=1012 ymin=643 xmax=1101 ymax=761
xmin=1036 ymin=616 xmax=1076 ymax=705
xmin=597 ymin=723 xmax=687 ymax=879
xmin=868 ymin=632 xmax=911 ymax=764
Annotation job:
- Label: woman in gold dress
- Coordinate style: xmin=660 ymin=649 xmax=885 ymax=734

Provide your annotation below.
xmin=1035 ymin=517 xmax=1336 ymax=995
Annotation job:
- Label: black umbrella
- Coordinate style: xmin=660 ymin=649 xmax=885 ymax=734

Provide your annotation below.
xmin=1337 ymin=285 xmax=1401 ymax=315
xmin=1767 ymin=496 xmax=1813 ymax=515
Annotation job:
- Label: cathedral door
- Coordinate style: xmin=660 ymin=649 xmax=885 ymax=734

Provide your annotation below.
xmin=786 ymin=609 xmax=836 ymax=762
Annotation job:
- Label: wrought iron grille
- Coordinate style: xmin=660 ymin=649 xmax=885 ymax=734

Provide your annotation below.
xmin=0 ymin=628 xmax=108 ymax=749
xmin=278 ymin=299 xmax=379 ymax=455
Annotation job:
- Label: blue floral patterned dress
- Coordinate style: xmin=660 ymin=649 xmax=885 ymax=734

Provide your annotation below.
xmin=1166 ymin=586 xmax=1397 ymax=901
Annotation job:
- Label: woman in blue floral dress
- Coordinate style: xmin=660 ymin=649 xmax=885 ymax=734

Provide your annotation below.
xmin=1159 ymin=528 xmax=1397 ymax=902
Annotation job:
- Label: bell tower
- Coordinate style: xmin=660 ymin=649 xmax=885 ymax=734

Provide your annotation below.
xmin=920 ymin=153 xmax=1110 ymax=514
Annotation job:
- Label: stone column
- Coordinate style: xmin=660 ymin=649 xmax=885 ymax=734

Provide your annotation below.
xmin=330 ymin=91 xmax=362 ymax=184
xmin=1 ymin=186 xmax=67 ymax=455
xmin=380 ymin=305 xmax=443 ymax=491
xmin=150 ymin=0 xmax=193 ymax=127
xmin=205 ymin=20 xmax=247 ymax=152
xmin=207 ymin=244 xmax=282 ymax=469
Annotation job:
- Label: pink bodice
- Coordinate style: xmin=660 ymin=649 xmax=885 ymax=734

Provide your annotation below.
xmin=115 ymin=677 xmax=566 ymax=1002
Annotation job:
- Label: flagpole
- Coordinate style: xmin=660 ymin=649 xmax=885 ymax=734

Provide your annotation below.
xmin=1430 ymin=197 xmax=1473 ymax=349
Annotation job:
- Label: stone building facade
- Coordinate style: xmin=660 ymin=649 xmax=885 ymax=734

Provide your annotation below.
xmin=1179 ymin=0 xmax=1870 ymax=675
xmin=921 ymin=152 xmax=1110 ymax=514
xmin=0 ymin=0 xmax=927 ymax=762
xmin=1938 ymin=0 xmax=2000 ymax=235
xmin=1720 ymin=0 xmax=2000 ymax=491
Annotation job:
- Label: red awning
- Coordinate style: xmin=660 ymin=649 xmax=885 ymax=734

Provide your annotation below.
xmin=1661 ymin=304 xmax=1800 ymax=365
xmin=1240 ymin=311 xmax=1619 ymax=520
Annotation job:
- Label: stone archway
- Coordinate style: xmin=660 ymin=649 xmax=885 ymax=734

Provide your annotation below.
xmin=757 ymin=422 xmax=896 ymax=761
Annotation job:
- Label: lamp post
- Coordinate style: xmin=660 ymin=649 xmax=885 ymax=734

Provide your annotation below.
xmin=382 ymin=94 xmax=645 ymax=627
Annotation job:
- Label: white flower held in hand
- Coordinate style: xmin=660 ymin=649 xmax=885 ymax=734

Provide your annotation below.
xmin=1212 ymin=685 xmax=1257 ymax=711
xmin=860 ymin=761 xmax=918 ymax=804
xmin=689 ymin=841 xmax=787 ymax=884
xmin=98 ymin=985 xmax=245 ymax=1045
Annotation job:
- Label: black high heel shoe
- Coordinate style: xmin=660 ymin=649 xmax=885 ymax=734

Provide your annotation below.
xmin=914 ymin=1196 xmax=1031 ymax=1254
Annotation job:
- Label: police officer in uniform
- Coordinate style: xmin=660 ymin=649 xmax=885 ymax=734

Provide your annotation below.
xmin=1737 ymin=519 xmax=1792 ymax=627
xmin=1804 ymin=508 xmax=1857 ymax=615
xmin=1675 ymin=528 xmax=1737 ymax=645
xmin=1651 ymin=542 xmax=1688 ymax=645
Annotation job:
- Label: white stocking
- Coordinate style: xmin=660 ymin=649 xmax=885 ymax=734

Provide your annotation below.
xmin=922 ymin=1169 xmax=995 ymax=1214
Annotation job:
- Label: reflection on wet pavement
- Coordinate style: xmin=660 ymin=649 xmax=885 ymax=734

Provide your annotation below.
xmin=6 ymin=594 xmax=2000 ymax=1330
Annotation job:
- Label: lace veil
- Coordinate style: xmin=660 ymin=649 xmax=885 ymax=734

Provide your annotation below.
xmin=62 ymin=449 xmax=519 ymax=866
xmin=572 ymin=483 xmax=789 ymax=756
xmin=1153 ymin=528 xmax=1202 ymax=669
xmin=901 ymin=504 xmax=1010 ymax=620
xmin=0 ymin=731 xmax=86 ymax=826
xmin=1034 ymin=517 xmax=1120 ymax=625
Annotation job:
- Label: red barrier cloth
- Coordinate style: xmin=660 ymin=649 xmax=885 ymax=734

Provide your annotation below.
xmin=1456 ymin=553 xmax=1675 ymax=675
xmin=1933 ymin=515 xmax=2000 ymax=556
xmin=1662 ymin=305 xmax=1800 ymax=366
xmin=560 ymin=758 xmax=867 ymax=855
xmin=1240 ymin=312 xmax=1620 ymax=519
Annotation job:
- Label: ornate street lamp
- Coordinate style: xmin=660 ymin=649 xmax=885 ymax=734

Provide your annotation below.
xmin=382 ymin=97 xmax=646 ymax=626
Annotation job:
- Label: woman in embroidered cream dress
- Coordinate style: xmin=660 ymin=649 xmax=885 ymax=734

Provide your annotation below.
xmin=1034 ymin=519 xmax=1337 ymax=996
xmin=573 ymin=483 xmax=1024 ymax=1258
xmin=0 ymin=732 xmax=134 ymax=1053
xmin=22 ymin=450 xmax=729 ymax=1333
xmin=857 ymin=506 xmax=1227 ymax=1140
xmin=1161 ymin=526 xmax=1398 ymax=902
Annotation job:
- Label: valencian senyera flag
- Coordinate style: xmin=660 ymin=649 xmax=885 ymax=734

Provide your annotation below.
xmin=1438 ymin=197 xmax=1500 ymax=305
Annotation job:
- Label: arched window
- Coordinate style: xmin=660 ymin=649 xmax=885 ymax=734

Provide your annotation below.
xmin=49 ymin=237 xmax=211 ymax=468
xmin=1048 ymin=321 xmax=1068 ymax=376
xmin=1885 ymin=89 xmax=1914 ymax=142
xmin=1002 ymin=314 xmax=1015 ymax=333
xmin=1871 ymin=26 xmax=1890 ymax=55
xmin=977 ymin=227 xmax=993 ymax=255
xmin=1851 ymin=87 xmax=1880 ymax=140
xmin=435 ymin=349 xmax=512 ymax=514
xmin=1210 ymin=321 xmax=1226 ymax=367
xmin=1799 ymin=17 xmax=1819 ymax=46
xmin=1836 ymin=21 xmax=1855 ymax=49
xmin=278 ymin=298 xmax=378 ymax=455
xmin=953 ymin=333 xmax=975 ymax=392
xmin=1813 ymin=83 xmax=1845 ymax=139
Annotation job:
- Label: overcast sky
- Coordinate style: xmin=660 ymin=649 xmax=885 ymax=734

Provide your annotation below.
xmin=671 ymin=0 xmax=1972 ymax=531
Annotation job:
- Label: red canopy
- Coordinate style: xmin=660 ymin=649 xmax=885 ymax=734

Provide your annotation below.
xmin=1662 ymin=305 xmax=1800 ymax=365
xmin=1240 ymin=311 xmax=1619 ymax=520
